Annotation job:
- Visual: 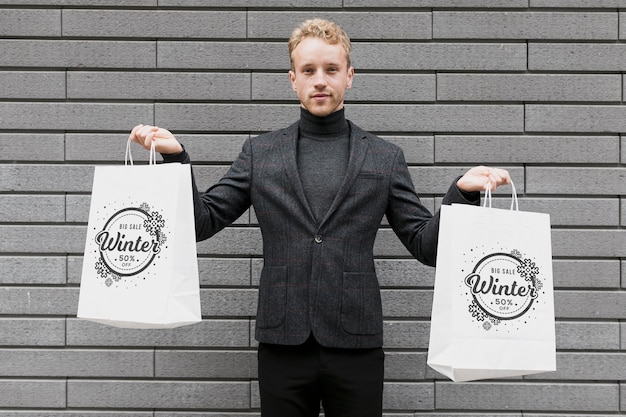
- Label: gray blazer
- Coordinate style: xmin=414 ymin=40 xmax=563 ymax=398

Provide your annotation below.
xmin=171 ymin=120 xmax=478 ymax=349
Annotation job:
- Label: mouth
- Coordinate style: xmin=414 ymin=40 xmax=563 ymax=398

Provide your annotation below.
xmin=312 ymin=93 xmax=330 ymax=101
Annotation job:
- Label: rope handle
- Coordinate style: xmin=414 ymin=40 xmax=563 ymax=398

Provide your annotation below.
xmin=482 ymin=180 xmax=518 ymax=211
xmin=125 ymin=137 xmax=156 ymax=166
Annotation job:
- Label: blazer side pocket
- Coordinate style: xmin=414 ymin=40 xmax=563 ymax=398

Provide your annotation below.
xmin=256 ymin=266 xmax=287 ymax=329
xmin=340 ymin=272 xmax=383 ymax=335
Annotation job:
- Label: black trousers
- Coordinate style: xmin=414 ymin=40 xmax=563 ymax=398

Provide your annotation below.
xmin=258 ymin=335 xmax=384 ymax=417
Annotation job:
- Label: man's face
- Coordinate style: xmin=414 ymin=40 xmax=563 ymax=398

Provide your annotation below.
xmin=289 ymin=37 xmax=354 ymax=117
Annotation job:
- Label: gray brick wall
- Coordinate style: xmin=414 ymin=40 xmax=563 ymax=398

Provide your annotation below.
xmin=0 ymin=1 xmax=624 ymax=416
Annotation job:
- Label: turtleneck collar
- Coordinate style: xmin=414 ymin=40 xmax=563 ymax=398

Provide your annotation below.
xmin=299 ymin=107 xmax=350 ymax=137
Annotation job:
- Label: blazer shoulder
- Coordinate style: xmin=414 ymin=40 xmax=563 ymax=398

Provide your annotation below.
xmin=349 ymin=121 xmax=402 ymax=153
xmin=251 ymin=121 xmax=299 ymax=144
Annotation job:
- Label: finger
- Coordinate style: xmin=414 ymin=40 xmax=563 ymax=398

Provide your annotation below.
xmin=128 ymin=124 xmax=144 ymax=143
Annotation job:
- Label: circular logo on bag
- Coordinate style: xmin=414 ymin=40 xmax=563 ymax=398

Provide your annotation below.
xmin=463 ymin=250 xmax=543 ymax=330
xmin=93 ymin=203 xmax=167 ymax=287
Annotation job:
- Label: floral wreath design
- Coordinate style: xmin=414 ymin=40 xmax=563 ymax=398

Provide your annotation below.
xmin=96 ymin=202 xmax=167 ymax=287
xmin=468 ymin=249 xmax=543 ymax=331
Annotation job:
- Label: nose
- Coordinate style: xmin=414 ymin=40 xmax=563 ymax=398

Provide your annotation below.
xmin=312 ymin=69 xmax=327 ymax=87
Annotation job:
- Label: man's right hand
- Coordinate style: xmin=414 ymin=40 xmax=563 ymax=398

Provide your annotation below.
xmin=128 ymin=124 xmax=183 ymax=155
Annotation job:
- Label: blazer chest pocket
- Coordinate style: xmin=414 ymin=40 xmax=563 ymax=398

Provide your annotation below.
xmin=340 ymin=272 xmax=383 ymax=335
xmin=353 ymin=172 xmax=385 ymax=198
xmin=256 ymin=266 xmax=287 ymax=329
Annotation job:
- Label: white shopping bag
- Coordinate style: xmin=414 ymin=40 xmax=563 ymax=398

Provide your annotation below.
xmin=77 ymin=141 xmax=201 ymax=328
xmin=427 ymin=183 xmax=556 ymax=381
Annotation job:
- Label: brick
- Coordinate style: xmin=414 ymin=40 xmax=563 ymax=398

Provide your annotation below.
xmin=383 ymin=382 xmax=433 ymax=410
xmin=197 ymin=227 xmax=263 ymax=256
xmin=350 ymin=104 xmax=524 ymax=133
xmin=385 ymin=352 xmax=426 ymax=380
xmin=155 ymin=414 xmax=259 ymax=417
xmin=0 ymin=287 xmax=78 ymax=315
xmin=0 ymin=195 xmax=65 ymax=223
xmin=63 ymin=133 xmax=152 ymax=163
xmin=0 ymin=318 xmax=65 ymax=346
xmin=156 ymin=350 xmax=256 ymax=378
xmin=433 ymin=12 xmax=617 ymax=40
xmin=202 ymin=289 xmax=257 ymax=316
xmin=0 ymin=102 xmax=153 ymax=131
xmin=65 ymin=133 xmax=249 ymax=163
xmin=0 ymin=225 xmax=85 ymax=253
xmin=156 ymin=103 xmax=299 ymax=132
xmin=527 ymin=167 xmax=626 ymax=195
xmin=529 ymin=43 xmax=626 ymax=71
xmin=436 ymin=382 xmax=620 ymax=411
xmin=176 ymin=135 xmax=249 ymax=163
xmin=353 ymin=42 xmax=526 ymax=71
xmin=0 ymin=165 xmax=93 ymax=192
xmin=0 ymin=40 xmax=155 ymax=68
xmin=0 ymin=380 xmax=65 ymax=408
xmin=0 ymin=413 xmax=150 ymax=417
xmin=438 ymin=74 xmax=621 ymax=102
xmin=381 ymin=136 xmax=434 ymax=165
xmin=517 ymin=198 xmax=619 ymax=227
xmin=532 ymin=0 xmax=626 ymax=6
xmin=198 ymin=258 xmax=252 ymax=286
xmin=383 ymin=320 xmax=430 ymax=349
xmin=0 ymin=133 xmax=65 ymax=161
xmin=0 ymin=0 xmax=155 ymax=4
xmin=435 ymin=135 xmax=618 ymax=164
xmin=622 ymin=322 xmax=626 ymax=348
xmin=407 ymin=166 xmax=524 ymax=196
xmin=63 ymin=10 xmax=246 ymax=38
xmin=375 ymin=259 xmax=435 ymax=287
xmin=66 ymin=194 xmax=90 ymax=223
xmin=67 ymin=71 xmax=250 ymax=100
xmin=556 ymin=321 xmax=620 ymax=350
xmin=161 ymin=0 xmax=337 ymax=5
xmin=382 ymin=289 xmax=432 ymax=317
xmin=0 ymin=8 xmax=60 ymax=36
xmin=68 ymin=380 xmax=250 ymax=409
xmin=248 ymin=11 xmax=432 ymax=40
xmin=527 ymin=105 xmax=626 ymax=133
xmin=253 ymin=73 xmax=436 ymax=102
xmin=155 ymin=414 xmax=255 ymax=417
xmin=527 ymin=353 xmax=626 ymax=380
xmin=0 ymin=71 xmax=65 ymax=99
xmin=0 ymin=256 xmax=66 ymax=284
xmin=552 ymin=230 xmax=626 ymax=258
xmin=158 ymin=41 xmax=287 ymax=70
xmin=556 ymin=290 xmax=626 ymax=319
xmin=0 ymin=349 xmax=153 ymax=377
xmin=345 ymin=0 xmax=526 ymax=6
xmin=67 ymin=318 xmax=251 ymax=347
xmin=553 ymin=260 xmax=621 ymax=288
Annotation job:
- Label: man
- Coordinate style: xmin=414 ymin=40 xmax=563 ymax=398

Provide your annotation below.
xmin=130 ymin=18 xmax=510 ymax=417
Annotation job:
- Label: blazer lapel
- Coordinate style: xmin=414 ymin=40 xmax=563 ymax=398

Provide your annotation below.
xmin=279 ymin=123 xmax=317 ymax=223
xmin=318 ymin=122 xmax=369 ymax=226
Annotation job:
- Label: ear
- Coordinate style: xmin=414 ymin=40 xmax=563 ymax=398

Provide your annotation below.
xmin=345 ymin=66 xmax=355 ymax=89
xmin=288 ymin=70 xmax=297 ymax=91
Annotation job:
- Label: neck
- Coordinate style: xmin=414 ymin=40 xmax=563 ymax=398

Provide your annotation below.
xmin=299 ymin=108 xmax=349 ymax=137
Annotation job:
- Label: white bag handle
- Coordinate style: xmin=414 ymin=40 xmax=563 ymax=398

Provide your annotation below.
xmin=483 ymin=180 xmax=518 ymax=211
xmin=125 ymin=138 xmax=156 ymax=166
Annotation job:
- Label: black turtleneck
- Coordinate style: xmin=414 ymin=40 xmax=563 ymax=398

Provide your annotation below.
xmin=297 ymin=108 xmax=351 ymax=223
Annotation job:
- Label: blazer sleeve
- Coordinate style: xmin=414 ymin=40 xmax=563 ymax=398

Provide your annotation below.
xmin=385 ymin=147 xmax=479 ymax=267
xmin=162 ymin=140 xmax=253 ymax=242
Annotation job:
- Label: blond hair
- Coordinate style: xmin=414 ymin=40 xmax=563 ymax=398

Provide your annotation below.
xmin=288 ymin=18 xmax=352 ymax=69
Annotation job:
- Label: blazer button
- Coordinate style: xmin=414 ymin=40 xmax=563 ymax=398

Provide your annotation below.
xmin=314 ymin=235 xmax=323 ymax=244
